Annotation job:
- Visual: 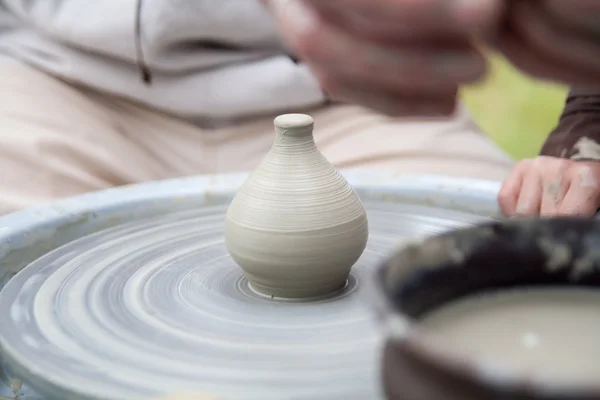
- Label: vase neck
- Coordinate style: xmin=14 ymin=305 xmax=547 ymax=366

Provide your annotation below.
xmin=273 ymin=113 xmax=315 ymax=144
xmin=273 ymin=129 xmax=315 ymax=154
xmin=275 ymin=125 xmax=314 ymax=141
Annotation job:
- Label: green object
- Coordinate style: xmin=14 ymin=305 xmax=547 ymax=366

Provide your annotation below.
xmin=461 ymin=53 xmax=568 ymax=160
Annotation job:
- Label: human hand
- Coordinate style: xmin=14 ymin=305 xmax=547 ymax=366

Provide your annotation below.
xmin=498 ymin=156 xmax=600 ymax=217
xmin=262 ymin=0 xmax=505 ymax=117
xmin=496 ymin=0 xmax=600 ymax=85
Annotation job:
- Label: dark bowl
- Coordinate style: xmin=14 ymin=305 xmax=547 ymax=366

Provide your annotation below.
xmin=371 ymin=218 xmax=600 ymax=400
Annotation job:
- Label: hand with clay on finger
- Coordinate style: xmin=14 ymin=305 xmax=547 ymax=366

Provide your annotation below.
xmin=499 ymin=88 xmax=600 ymax=218
xmin=260 ymin=0 xmax=505 ymax=117
xmin=498 ymin=157 xmax=600 ymax=217
xmin=495 ymin=0 xmax=600 ymax=85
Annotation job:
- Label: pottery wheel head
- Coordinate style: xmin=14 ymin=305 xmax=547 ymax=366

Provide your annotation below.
xmin=0 ymin=202 xmax=488 ymax=400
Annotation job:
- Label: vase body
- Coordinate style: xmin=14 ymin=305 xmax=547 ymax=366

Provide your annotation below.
xmin=224 ymin=114 xmax=369 ymax=298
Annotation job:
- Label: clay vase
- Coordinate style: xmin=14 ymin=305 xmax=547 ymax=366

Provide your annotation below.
xmin=225 ymin=113 xmax=368 ymax=299
xmin=371 ymin=218 xmax=600 ymax=400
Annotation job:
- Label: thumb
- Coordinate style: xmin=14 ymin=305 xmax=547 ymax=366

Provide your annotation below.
xmin=301 ymin=0 xmax=505 ymax=33
xmin=451 ymin=0 xmax=507 ymax=33
xmin=267 ymin=0 xmax=319 ymax=35
xmin=265 ymin=0 xmax=321 ymax=53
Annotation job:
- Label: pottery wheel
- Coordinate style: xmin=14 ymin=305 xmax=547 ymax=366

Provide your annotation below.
xmin=0 ymin=201 xmax=489 ymax=400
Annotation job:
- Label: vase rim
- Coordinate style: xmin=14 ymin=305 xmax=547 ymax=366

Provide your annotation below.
xmin=274 ymin=113 xmax=314 ymax=131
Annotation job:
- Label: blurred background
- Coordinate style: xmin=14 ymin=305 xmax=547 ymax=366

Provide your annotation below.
xmin=461 ymin=52 xmax=568 ymax=160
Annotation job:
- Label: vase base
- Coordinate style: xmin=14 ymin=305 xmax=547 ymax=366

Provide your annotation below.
xmin=247 ymin=275 xmax=351 ymax=301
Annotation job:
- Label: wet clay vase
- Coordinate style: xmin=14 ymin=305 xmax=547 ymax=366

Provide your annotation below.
xmin=225 ymin=113 xmax=368 ymax=299
xmin=371 ymin=218 xmax=600 ymax=400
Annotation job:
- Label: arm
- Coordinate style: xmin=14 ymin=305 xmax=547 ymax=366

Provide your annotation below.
xmin=540 ymin=87 xmax=600 ymax=161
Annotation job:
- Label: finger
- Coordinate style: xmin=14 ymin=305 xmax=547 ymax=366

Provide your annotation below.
xmin=304 ymin=0 xmax=505 ymax=33
xmin=495 ymin=28 xmax=599 ymax=86
xmin=559 ymin=165 xmax=600 ymax=216
xmin=276 ymin=3 xmax=487 ymax=86
xmin=515 ymin=170 xmax=543 ymax=216
xmin=314 ymin=5 xmax=454 ymax=41
xmin=330 ymin=85 xmax=457 ymax=117
xmin=540 ymin=177 xmax=570 ymax=217
xmin=507 ymin=1 xmax=600 ymax=78
xmin=317 ymin=45 xmax=483 ymax=98
xmin=558 ymin=186 xmax=599 ymax=216
xmin=538 ymin=156 xmax=571 ymax=216
xmin=266 ymin=0 xmax=320 ymax=56
xmin=312 ymin=1 xmax=498 ymax=41
xmin=344 ymin=41 xmax=486 ymax=86
xmin=545 ymin=0 xmax=600 ymax=35
xmin=498 ymin=159 xmax=530 ymax=216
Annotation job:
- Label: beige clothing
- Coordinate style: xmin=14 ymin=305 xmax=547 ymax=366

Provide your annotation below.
xmin=0 ymin=0 xmax=324 ymax=120
xmin=0 ymin=63 xmax=514 ymax=214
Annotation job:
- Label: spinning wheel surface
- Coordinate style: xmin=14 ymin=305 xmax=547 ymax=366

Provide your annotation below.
xmin=0 ymin=200 xmax=491 ymax=400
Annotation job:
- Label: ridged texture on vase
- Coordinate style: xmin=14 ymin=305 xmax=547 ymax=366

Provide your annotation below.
xmin=225 ymin=114 xmax=369 ymax=298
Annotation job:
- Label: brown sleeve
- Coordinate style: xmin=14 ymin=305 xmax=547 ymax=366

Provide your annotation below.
xmin=540 ymin=87 xmax=600 ymax=161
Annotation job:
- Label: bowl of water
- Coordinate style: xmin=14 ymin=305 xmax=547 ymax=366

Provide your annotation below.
xmin=372 ymin=217 xmax=600 ymax=400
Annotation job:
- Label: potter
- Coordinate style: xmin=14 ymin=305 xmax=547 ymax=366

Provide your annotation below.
xmin=225 ymin=113 xmax=369 ymax=299
xmin=417 ymin=287 xmax=600 ymax=387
